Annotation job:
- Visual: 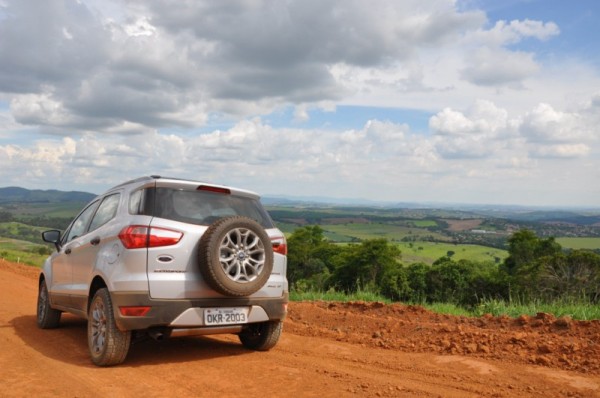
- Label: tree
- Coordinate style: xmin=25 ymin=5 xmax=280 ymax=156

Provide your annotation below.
xmin=286 ymin=225 xmax=340 ymax=289
xmin=329 ymin=238 xmax=401 ymax=293
xmin=502 ymin=229 xmax=562 ymax=299
xmin=539 ymin=250 xmax=600 ymax=301
xmin=426 ymin=257 xmax=473 ymax=304
xmin=404 ymin=262 xmax=429 ymax=303
xmin=503 ymin=229 xmax=539 ymax=276
xmin=0 ymin=211 xmax=13 ymax=222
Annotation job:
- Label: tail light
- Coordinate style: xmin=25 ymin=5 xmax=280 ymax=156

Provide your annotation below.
xmin=271 ymin=236 xmax=287 ymax=255
xmin=119 ymin=226 xmax=183 ymax=249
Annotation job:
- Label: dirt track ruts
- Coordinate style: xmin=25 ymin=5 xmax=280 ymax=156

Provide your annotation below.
xmin=1 ymin=258 xmax=599 ymax=397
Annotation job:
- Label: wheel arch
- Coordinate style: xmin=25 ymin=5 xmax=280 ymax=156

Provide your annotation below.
xmin=38 ymin=272 xmax=46 ymax=287
xmin=88 ymin=276 xmax=108 ymax=311
xmin=39 ymin=256 xmax=54 ymax=288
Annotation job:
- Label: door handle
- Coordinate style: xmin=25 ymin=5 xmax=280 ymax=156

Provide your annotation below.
xmin=90 ymin=236 xmax=101 ymax=246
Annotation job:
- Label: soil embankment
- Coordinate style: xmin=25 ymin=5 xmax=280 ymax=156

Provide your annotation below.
xmin=1 ymin=259 xmax=598 ymax=397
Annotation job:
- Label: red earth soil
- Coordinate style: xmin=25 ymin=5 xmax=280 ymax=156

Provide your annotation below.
xmin=1 ymin=258 xmax=599 ymax=397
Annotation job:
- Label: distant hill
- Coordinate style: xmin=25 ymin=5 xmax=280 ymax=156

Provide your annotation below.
xmin=0 ymin=187 xmax=96 ymax=204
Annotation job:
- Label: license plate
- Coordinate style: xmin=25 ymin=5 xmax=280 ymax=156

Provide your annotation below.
xmin=204 ymin=307 xmax=249 ymax=326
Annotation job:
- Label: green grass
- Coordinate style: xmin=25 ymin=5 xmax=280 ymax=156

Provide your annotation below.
xmin=289 ymin=289 xmax=600 ymax=320
xmin=474 ymin=298 xmax=600 ymax=321
xmin=411 ymin=220 xmax=438 ymax=227
xmin=0 ymin=222 xmax=48 ymax=244
xmin=320 ymin=222 xmax=448 ymax=242
xmin=556 ymin=237 xmax=600 ymax=250
xmin=421 ymin=302 xmax=473 ymax=317
xmin=396 ymin=241 xmax=507 ymax=265
xmin=290 ymin=289 xmax=390 ymax=303
xmin=0 ymin=238 xmax=49 ymax=267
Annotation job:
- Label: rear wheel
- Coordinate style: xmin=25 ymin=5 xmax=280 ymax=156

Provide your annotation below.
xmin=88 ymin=288 xmax=131 ymax=366
xmin=37 ymin=279 xmax=61 ymax=329
xmin=239 ymin=321 xmax=283 ymax=351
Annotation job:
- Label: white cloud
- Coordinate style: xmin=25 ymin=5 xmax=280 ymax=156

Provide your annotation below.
xmin=520 ymin=103 xmax=590 ymax=143
xmin=456 ymin=17 xmax=559 ymax=87
xmin=429 ymin=98 xmax=596 ymax=162
xmin=429 ymin=100 xmax=516 ymax=159
xmin=530 ymin=143 xmax=590 ymax=159
xmin=474 ymin=19 xmax=559 ymax=47
xmin=0 ymin=0 xmax=599 ymax=206
xmin=458 ymin=18 xmax=559 ymax=86
xmin=124 ymin=17 xmax=156 ymax=37
xmin=10 ymin=90 xmax=73 ymax=127
xmin=430 ymin=108 xmax=478 ymax=135
xmin=1 ymin=94 xmax=596 ymax=202
xmin=461 ymin=47 xmax=540 ymax=86
xmin=430 ymin=99 xmax=512 ymax=136
xmin=0 ymin=0 xmax=591 ymax=132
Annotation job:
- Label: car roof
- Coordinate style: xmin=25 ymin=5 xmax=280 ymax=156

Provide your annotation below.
xmin=107 ymin=176 xmax=261 ymax=199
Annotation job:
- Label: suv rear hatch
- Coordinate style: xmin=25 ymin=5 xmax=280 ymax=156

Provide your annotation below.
xmin=132 ymin=180 xmax=286 ymax=300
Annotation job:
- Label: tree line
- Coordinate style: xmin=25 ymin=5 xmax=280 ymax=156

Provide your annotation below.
xmin=0 ymin=211 xmax=72 ymax=230
xmin=287 ymin=226 xmax=600 ymax=306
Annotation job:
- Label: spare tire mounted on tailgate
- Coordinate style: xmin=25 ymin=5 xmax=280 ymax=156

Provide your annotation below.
xmin=198 ymin=216 xmax=273 ymax=297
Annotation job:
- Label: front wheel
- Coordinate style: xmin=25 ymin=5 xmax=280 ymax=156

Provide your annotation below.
xmin=239 ymin=321 xmax=283 ymax=351
xmin=88 ymin=288 xmax=131 ymax=366
xmin=37 ymin=279 xmax=61 ymax=329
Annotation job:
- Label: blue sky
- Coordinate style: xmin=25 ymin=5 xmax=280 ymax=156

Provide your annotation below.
xmin=0 ymin=0 xmax=599 ymax=207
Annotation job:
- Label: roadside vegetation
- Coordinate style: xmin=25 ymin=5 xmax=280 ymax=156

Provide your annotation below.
xmin=288 ymin=225 xmax=600 ymax=320
xmin=0 ymin=238 xmax=52 ymax=266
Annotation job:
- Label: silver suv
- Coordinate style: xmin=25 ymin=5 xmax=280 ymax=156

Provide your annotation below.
xmin=37 ymin=176 xmax=288 ymax=366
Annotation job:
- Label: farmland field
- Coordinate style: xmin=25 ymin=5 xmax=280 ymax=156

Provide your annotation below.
xmin=556 ymin=237 xmax=600 ymax=250
xmin=395 ymin=241 xmax=507 ymax=265
xmin=0 ymin=222 xmax=48 ymax=244
xmin=319 ymin=222 xmax=449 ymax=242
xmin=411 ymin=220 xmax=438 ymax=227
xmin=2 ymin=202 xmax=85 ymax=218
xmin=276 ymin=218 xmax=508 ymax=265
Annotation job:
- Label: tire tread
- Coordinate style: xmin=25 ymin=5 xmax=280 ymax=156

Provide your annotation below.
xmin=198 ymin=216 xmax=273 ymax=297
xmin=37 ymin=280 xmax=61 ymax=329
xmin=239 ymin=321 xmax=283 ymax=351
xmin=88 ymin=288 xmax=131 ymax=366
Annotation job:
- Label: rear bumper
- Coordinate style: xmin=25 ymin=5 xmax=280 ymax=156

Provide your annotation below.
xmin=110 ymin=291 xmax=288 ymax=331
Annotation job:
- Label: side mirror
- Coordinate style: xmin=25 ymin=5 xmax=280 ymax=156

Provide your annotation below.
xmin=42 ymin=230 xmax=62 ymax=251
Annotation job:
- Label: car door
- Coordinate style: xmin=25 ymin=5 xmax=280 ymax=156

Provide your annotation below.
xmin=55 ymin=200 xmax=100 ymax=308
xmin=70 ymin=193 xmax=121 ymax=312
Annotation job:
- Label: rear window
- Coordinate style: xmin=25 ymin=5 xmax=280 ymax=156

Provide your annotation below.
xmin=135 ymin=187 xmax=274 ymax=228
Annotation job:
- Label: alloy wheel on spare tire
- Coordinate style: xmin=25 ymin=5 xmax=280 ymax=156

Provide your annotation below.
xmin=198 ymin=216 xmax=273 ymax=297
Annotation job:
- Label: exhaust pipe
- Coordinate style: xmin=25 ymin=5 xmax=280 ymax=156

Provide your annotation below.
xmin=148 ymin=329 xmax=168 ymax=341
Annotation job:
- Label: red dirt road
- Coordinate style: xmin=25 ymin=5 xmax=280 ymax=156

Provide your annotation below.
xmin=1 ymin=259 xmax=599 ymax=397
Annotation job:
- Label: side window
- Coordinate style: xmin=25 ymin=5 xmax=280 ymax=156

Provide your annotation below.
xmin=66 ymin=201 xmax=100 ymax=242
xmin=89 ymin=194 xmax=120 ymax=231
xmin=129 ymin=188 xmax=154 ymax=216
xmin=129 ymin=189 xmax=143 ymax=214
